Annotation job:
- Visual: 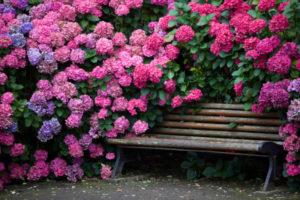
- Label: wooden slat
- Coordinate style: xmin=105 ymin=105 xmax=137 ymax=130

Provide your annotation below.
xmin=115 ymin=145 xmax=271 ymax=157
xmin=107 ymin=137 xmax=263 ymax=152
xmin=160 ymin=121 xmax=279 ymax=133
xmin=172 ymin=109 xmax=279 ymax=118
xmin=200 ymin=103 xmax=244 ymax=110
xmin=152 ymin=128 xmax=281 ymax=141
xmin=146 ymin=134 xmax=283 ymax=145
xmin=164 ymin=115 xmax=281 ymax=126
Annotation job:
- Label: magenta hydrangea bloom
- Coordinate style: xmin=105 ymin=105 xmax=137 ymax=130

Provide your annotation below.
xmin=132 ymin=120 xmax=149 ymax=135
xmin=50 ymin=158 xmax=67 ymax=177
xmin=269 ymin=14 xmax=289 ymax=33
xmin=258 ymin=0 xmax=275 ymax=12
xmin=100 ymin=164 xmax=112 ymax=180
xmin=34 ymin=150 xmax=48 ymax=161
xmin=175 ymin=25 xmax=195 ymax=43
xmin=10 ymin=143 xmax=25 ymax=157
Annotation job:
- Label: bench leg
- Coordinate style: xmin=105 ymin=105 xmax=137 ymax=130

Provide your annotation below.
xmin=111 ymin=147 xmax=125 ymax=179
xmin=262 ymin=156 xmax=275 ymax=191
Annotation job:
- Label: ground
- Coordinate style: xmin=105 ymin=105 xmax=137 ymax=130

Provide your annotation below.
xmin=1 ymin=151 xmax=300 ymax=200
xmin=1 ymin=174 xmax=300 ymax=200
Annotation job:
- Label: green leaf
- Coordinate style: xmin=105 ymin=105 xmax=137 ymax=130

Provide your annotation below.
xmin=85 ymin=49 xmax=96 ymax=59
xmin=25 ymin=117 xmax=33 ymax=127
xmin=197 ymin=16 xmax=208 ymax=26
xmin=80 ymin=20 xmax=88 ymax=29
xmin=203 ymin=166 xmax=217 ymax=177
xmin=177 ymin=72 xmax=185 ymax=84
xmin=168 ymin=71 xmax=175 ymax=79
xmin=187 ymin=169 xmax=197 ymax=180
xmin=243 ymin=103 xmax=251 ymax=111
xmin=168 ymin=20 xmax=177 ymax=28
xmin=181 ymin=161 xmax=192 ymax=169
xmin=141 ymin=88 xmax=150 ymax=96
xmin=228 ymin=122 xmax=238 ymax=128
xmin=158 ymin=90 xmax=166 ymax=100
xmin=247 ymin=10 xmax=258 ymax=18
xmin=87 ymin=15 xmax=100 ymax=22
xmin=90 ymin=57 xmax=98 ymax=63
xmin=169 ymin=10 xmax=178 ymax=16
xmin=29 ymin=0 xmax=41 ymax=5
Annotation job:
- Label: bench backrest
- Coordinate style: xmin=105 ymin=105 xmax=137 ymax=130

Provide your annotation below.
xmin=152 ymin=103 xmax=282 ymax=142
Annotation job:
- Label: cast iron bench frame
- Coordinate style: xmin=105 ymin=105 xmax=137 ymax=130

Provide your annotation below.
xmin=107 ymin=103 xmax=283 ymax=191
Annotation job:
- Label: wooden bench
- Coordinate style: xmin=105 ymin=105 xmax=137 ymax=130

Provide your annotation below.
xmin=107 ymin=103 xmax=283 ymax=191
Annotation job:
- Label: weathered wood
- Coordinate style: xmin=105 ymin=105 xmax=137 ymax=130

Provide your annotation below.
xmin=107 ymin=137 xmax=264 ymax=152
xmin=114 ymin=145 xmax=271 ymax=157
xmin=160 ymin=121 xmax=279 ymax=133
xmin=146 ymin=134 xmax=283 ymax=145
xmin=200 ymin=103 xmax=245 ymax=110
xmin=164 ymin=115 xmax=281 ymax=126
xmin=152 ymin=128 xmax=281 ymax=140
xmin=172 ymin=109 xmax=280 ymax=118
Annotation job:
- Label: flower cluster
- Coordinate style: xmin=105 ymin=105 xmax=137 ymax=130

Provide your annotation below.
xmin=0 ymin=2 xmax=29 ymax=85
xmin=252 ymin=80 xmax=290 ymax=113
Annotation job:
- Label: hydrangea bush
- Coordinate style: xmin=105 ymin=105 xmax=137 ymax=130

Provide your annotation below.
xmin=0 ymin=0 xmax=202 ymax=190
xmin=164 ymin=0 xmax=300 ymax=186
xmin=1 ymin=0 xmax=300 ymax=191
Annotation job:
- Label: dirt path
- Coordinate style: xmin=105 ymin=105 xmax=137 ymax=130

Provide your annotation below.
xmin=0 ymin=175 xmax=299 ymax=200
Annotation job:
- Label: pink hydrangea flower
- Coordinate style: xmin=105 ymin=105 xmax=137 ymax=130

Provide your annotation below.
xmin=279 ymin=123 xmax=298 ymax=138
xmin=171 ymin=96 xmax=183 ymax=108
xmin=132 ymin=120 xmax=149 ymax=135
xmin=114 ymin=116 xmax=130 ymax=133
xmin=100 ymin=164 xmax=112 ymax=180
xmin=1 ymin=92 xmax=14 ymax=104
xmin=89 ymin=144 xmax=104 ymax=158
xmin=164 ymin=79 xmax=176 ymax=94
xmin=258 ymin=0 xmax=275 ymax=12
xmin=68 ymin=142 xmax=84 ymax=158
xmin=27 ymin=161 xmax=50 ymax=181
xmin=269 ymin=14 xmax=289 ymax=33
xmin=96 ymin=38 xmax=114 ymax=55
xmin=70 ymin=48 xmax=85 ymax=64
xmin=105 ymin=152 xmax=115 ymax=160
xmin=234 ymin=82 xmax=243 ymax=97
xmin=50 ymin=158 xmax=67 ymax=177
xmin=165 ymin=44 xmax=179 ymax=60
xmin=183 ymin=89 xmax=203 ymax=102
xmin=0 ymin=73 xmax=8 ymax=85
xmin=10 ymin=143 xmax=25 ymax=157
xmin=34 ymin=150 xmax=48 ymax=161
xmin=112 ymin=32 xmax=127 ymax=46
xmin=65 ymin=113 xmax=83 ymax=128
xmin=94 ymin=21 xmax=114 ymax=38
xmin=175 ymin=25 xmax=195 ymax=43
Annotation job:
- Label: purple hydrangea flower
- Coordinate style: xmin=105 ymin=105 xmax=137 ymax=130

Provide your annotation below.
xmin=43 ymin=52 xmax=55 ymax=64
xmin=17 ymin=14 xmax=31 ymax=23
xmin=20 ymin=22 xmax=33 ymax=34
xmin=79 ymin=134 xmax=93 ymax=149
xmin=10 ymin=33 xmax=26 ymax=47
xmin=5 ymin=122 xmax=18 ymax=133
xmin=27 ymin=48 xmax=42 ymax=65
xmin=37 ymin=118 xmax=61 ymax=142
xmin=28 ymin=101 xmax=56 ymax=117
xmin=287 ymin=99 xmax=300 ymax=122
xmin=10 ymin=0 xmax=29 ymax=10
xmin=9 ymin=25 xmax=21 ymax=34
xmin=288 ymin=78 xmax=300 ymax=93
xmin=2 ymin=5 xmax=16 ymax=14
xmin=65 ymin=164 xmax=84 ymax=182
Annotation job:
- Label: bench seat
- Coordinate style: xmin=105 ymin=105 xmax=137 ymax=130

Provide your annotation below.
xmin=107 ymin=103 xmax=283 ymax=191
xmin=107 ymin=136 xmax=282 ymax=154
